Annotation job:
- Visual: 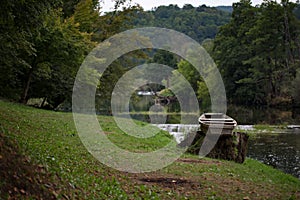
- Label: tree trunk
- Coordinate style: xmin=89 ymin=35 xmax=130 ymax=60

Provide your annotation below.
xmin=40 ymin=97 xmax=47 ymax=108
xmin=179 ymin=131 xmax=249 ymax=163
xmin=20 ymin=68 xmax=33 ymax=104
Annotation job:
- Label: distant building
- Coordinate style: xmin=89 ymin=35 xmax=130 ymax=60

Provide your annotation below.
xmin=137 ymin=91 xmax=156 ymax=96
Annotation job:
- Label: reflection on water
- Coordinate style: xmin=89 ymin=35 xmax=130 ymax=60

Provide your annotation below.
xmin=129 ymin=106 xmax=300 ymax=125
xmin=130 ymin=95 xmax=300 ymax=125
xmin=227 ymin=105 xmax=300 ymax=125
xmin=155 ymin=124 xmax=300 ymax=179
xmin=247 ymin=130 xmax=300 ymax=179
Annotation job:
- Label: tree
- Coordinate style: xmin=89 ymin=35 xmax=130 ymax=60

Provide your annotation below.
xmin=176 ymin=60 xmax=200 ymax=92
xmin=0 ymin=0 xmax=138 ymax=108
xmin=133 ymin=4 xmax=231 ymax=43
xmin=19 ymin=10 xmax=95 ymax=106
xmin=213 ymin=0 xmax=258 ymax=105
xmin=0 ymin=0 xmax=61 ymax=100
xmin=150 ymin=50 xmax=179 ymax=69
xmin=95 ymin=5 xmax=142 ymax=42
xmin=62 ymin=0 xmax=99 ymax=18
xmin=73 ymin=0 xmax=100 ymax=33
xmin=213 ymin=0 xmax=300 ymax=106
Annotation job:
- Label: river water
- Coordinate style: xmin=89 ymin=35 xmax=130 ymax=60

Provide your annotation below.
xmin=247 ymin=129 xmax=300 ymax=179
xmin=129 ymin=99 xmax=300 ymax=178
xmin=154 ymin=124 xmax=300 ymax=179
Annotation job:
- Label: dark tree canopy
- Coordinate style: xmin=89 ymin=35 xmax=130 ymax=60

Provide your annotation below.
xmin=0 ymin=0 xmax=136 ymax=109
xmin=133 ymin=4 xmax=231 ymax=43
xmin=213 ymin=0 xmax=300 ymax=106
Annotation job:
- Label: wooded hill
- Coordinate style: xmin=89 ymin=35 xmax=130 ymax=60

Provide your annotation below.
xmin=133 ymin=1 xmax=300 ymax=108
xmin=133 ymin=4 xmax=232 ymax=42
xmin=1 ymin=0 xmax=300 ymax=110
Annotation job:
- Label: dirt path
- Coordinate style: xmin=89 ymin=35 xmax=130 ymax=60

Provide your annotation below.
xmin=122 ymin=158 xmax=300 ymax=199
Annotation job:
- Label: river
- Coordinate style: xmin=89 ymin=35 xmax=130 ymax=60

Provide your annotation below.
xmin=154 ymin=124 xmax=300 ymax=179
xmin=128 ymin=99 xmax=300 ymax=178
xmin=247 ymin=129 xmax=300 ymax=179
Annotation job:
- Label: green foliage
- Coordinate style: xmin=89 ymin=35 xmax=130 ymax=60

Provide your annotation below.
xmin=0 ymin=0 xmax=94 ymax=106
xmin=133 ymin=4 xmax=231 ymax=43
xmin=169 ymin=59 xmax=212 ymax=110
xmin=0 ymin=0 xmax=60 ymax=100
xmin=177 ymin=60 xmax=200 ymax=91
xmin=213 ymin=0 xmax=300 ymax=106
xmin=95 ymin=5 xmax=142 ymax=42
xmin=150 ymin=50 xmax=179 ymax=69
xmin=2 ymin=0 xmax=300 ymax=110
xmin=0 ymin=0 xmax=137 ymax=109
xmin=62 ymin=0 xmax=99 ymax=18
xmin=73 ymin=0 xmax=100 ymax=33
xmin=95 ymin=49 xmax=150 ymax=114
xmin=19 ymin=9 xmax=95 ymax=107
xmin=169 ymin=64 xmax=194 ymax=103
xmin=158 ymin=89 xmax=175 ymax=97
xmin=197 ymin=81 xmax=210 ymax=110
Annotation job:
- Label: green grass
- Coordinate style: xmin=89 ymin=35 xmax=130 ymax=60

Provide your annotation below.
xmin=0 ymin=100 xmax=299 ymax=199
xmin=0 ymin=101 xmax=162 ymax=199
xmin=102 ymin=117 xmax=175 ymax=152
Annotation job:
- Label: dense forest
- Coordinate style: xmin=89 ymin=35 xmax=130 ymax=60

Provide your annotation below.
xmin=133 ymin=4 xmax=231 ymax=42
xmin=0 ymin=0 xmax=138 ymax=109
xmin=134 ymin=1 xmax=300 ymax=109
xmin=214 ymin=0 xmax=300 ymax=106
xmin=0 ymin=0 xmax=300 ymax=111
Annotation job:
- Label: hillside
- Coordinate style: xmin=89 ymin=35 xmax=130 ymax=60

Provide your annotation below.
xmin=0 ymin=100 xmax=299 ymax=199
xmin=216 ymin=6 xmax=233 ymax=13
xmin=133 ymin=4 xmax=231 ymax=43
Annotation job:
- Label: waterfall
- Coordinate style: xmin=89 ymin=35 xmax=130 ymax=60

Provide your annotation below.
xmin=153 ymin=124 xmax=200 ymax=143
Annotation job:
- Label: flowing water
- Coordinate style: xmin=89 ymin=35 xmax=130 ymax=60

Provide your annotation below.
xmin=154 ymin=124 xmax=300 ymax=179
xmin=154 ymin=124 xmax=199 ymax=143
xmin=130 ymin=98 xmax=300 ymax=178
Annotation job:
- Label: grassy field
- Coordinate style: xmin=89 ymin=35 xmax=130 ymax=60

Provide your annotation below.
xmin=0 ymin=100 xmax=299 ymax=199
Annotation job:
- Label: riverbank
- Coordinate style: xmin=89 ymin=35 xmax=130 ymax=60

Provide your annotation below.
xmin=0 ymin=100 xmax=299 ymax=199
xmin=154 ymin=123 xmax=300 ymax=179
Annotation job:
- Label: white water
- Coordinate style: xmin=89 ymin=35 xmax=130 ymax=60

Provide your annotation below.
xmin=153 ymin=124 xmax=199 ymax=143
xmin=154 ymin=124 xmax=256 ymax=143
xmin=154 ymin=124 xmax=300 ymax=178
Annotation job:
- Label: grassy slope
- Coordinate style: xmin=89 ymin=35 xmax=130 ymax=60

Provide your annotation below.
xmin=0 ymin=100 xmax=299 ymax=199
